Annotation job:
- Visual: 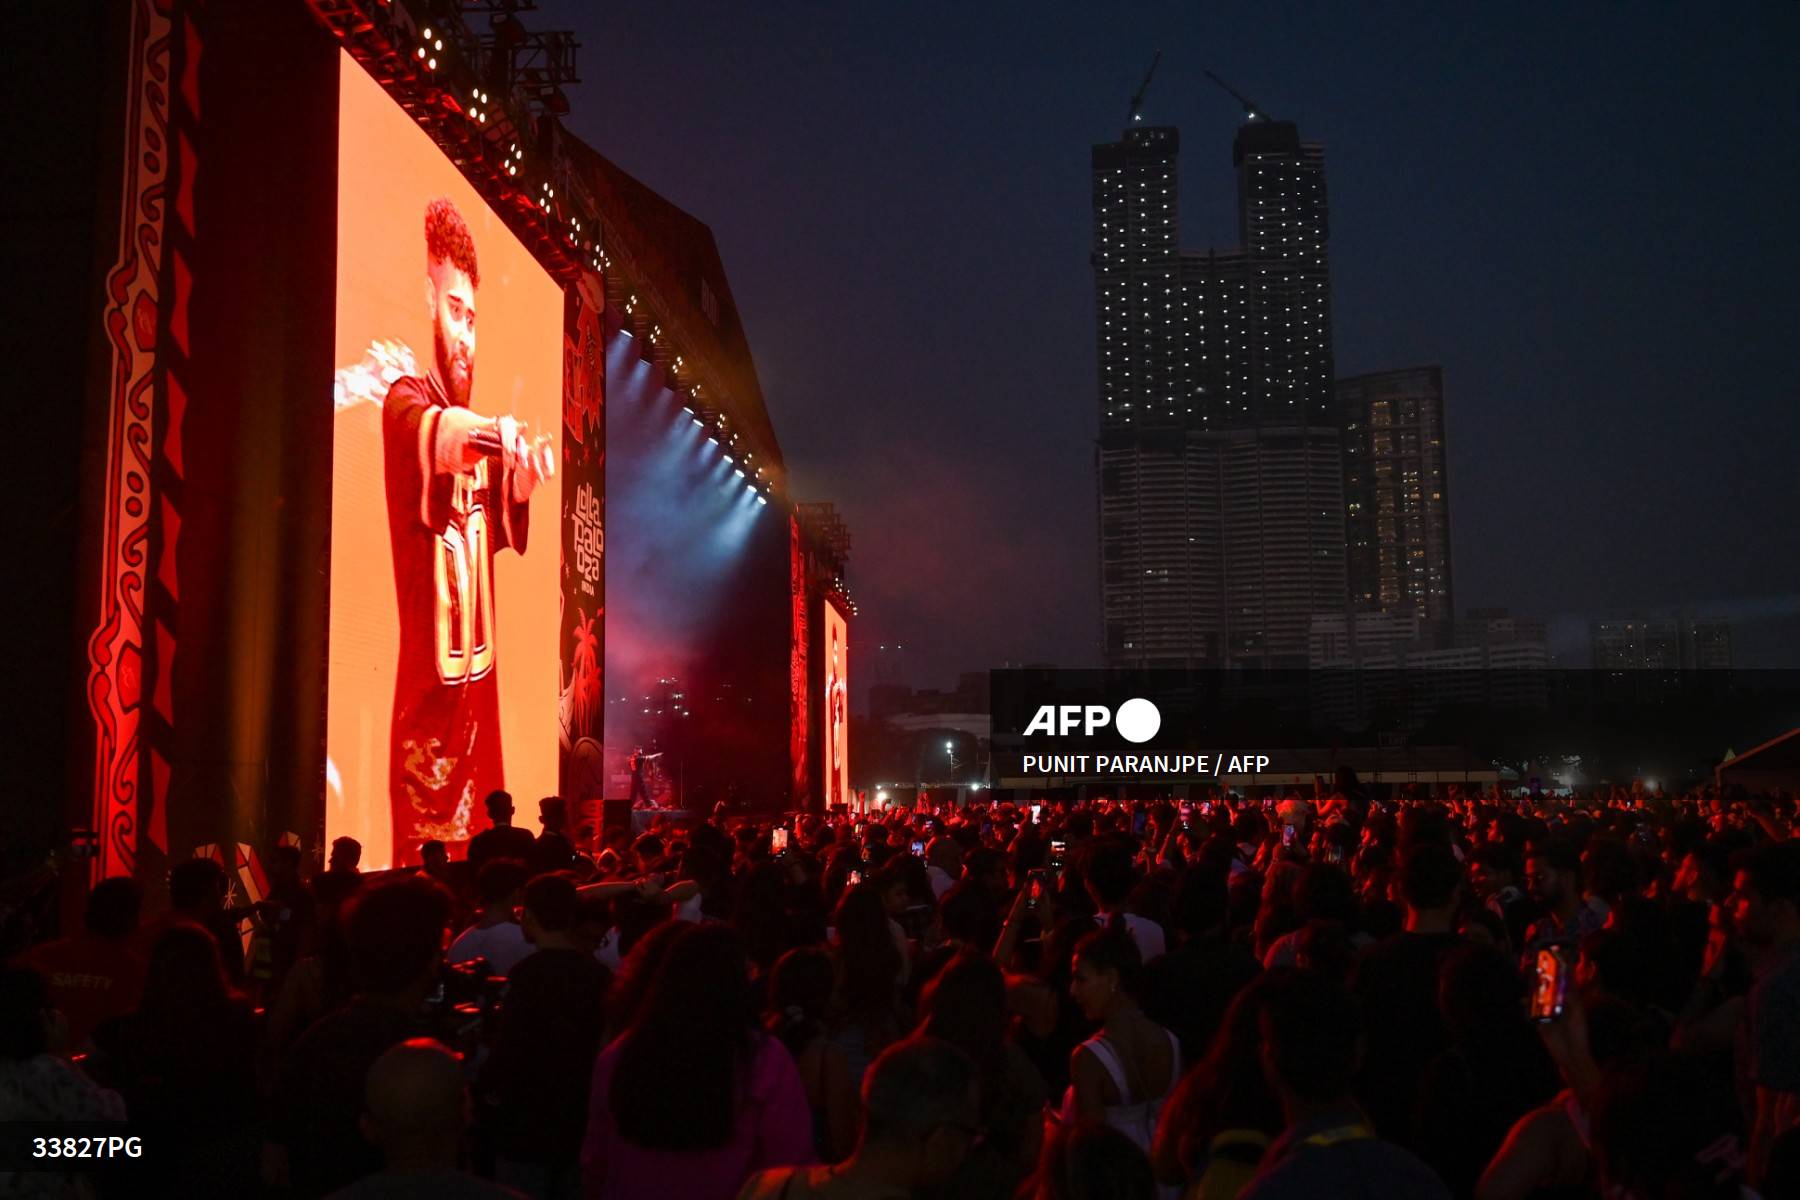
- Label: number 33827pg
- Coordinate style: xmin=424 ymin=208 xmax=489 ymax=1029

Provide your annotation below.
xmin=32 ymin=1136 xmax=143 ymax=1159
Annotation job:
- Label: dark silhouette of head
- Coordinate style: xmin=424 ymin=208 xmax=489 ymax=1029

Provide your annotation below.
xmin=83 ymin=876 xmax=144 ymax=941
xmin=344 ymin=876 xmax=452 ymax=999
xmin=1037 ymin=1117 xmax=1156 ymax=1200
xmin=918 ymin=949 xmax=1007 ymax=1069
xmin=611 ymin=924 xmax=759 ymax=1152
xmin=419 ymin=840 xmax=449 ymax=873
xmin=521 ymin=873 xmax=578 ymax=943
xmin=860 ymin=1035 xmax=981 ymax=1187
xmin=361 ymin=1037 xmax=469 ymax=1170
xmin=330 ymin=836 xmax=363 ymax=873
xmin=484 ymin=790 xmax=515 ymax=826
xmin=169 ymin=857 xmax=228 ymax=914
xmin=141 ymin=921 xmax=236 ymax=1023
xmin=1259 ymin=970 xmax=1361 ymax=1108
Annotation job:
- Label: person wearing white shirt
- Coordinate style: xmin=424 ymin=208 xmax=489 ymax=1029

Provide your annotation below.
xmin=447 ymin=860 xmax=532 ymax=978
xmin=1085 ymin=839 xmax=1167 ymax=964
xmin=924 ymin=837 xmax=962 ymax=900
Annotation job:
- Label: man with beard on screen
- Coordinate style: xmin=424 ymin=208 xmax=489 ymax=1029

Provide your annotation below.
xmin=382 ymin=196 xmax=552 ymax=861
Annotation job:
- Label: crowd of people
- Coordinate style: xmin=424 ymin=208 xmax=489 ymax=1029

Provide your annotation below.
xmin=4 ymin=775 xmax=1799 ymax=1200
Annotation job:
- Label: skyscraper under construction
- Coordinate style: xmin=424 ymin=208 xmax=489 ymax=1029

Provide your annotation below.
xmin=1094 ymin=106 xmax=1345 ymax=667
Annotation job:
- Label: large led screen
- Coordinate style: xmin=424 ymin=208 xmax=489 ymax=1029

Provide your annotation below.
xmin=823 ymin=599 xmax=850 ymax=808
xmin=328 ymin=52 xmax=563 ymax=868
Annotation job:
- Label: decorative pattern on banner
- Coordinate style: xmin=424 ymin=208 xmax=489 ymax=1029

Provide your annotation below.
xmin=194 ymin=841 xmax=270 ymax=958
xmin=559 ymin=275 xmax=606 ymax=818
xmin=790 ymin=516 xmax=809 ymax=808
xmin=86 ymin=0 xmax=175 ymax=882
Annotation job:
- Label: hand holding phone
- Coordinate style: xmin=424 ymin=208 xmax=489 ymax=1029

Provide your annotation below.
xmin=1025 ymin=869 xmax=1048 ymax=910
xmin=1530 ymin=947 xmax=1570 ymax=1023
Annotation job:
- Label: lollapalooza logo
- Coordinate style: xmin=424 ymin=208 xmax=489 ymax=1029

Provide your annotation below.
xmin=573 ymin=482 xmax=603 ymax=589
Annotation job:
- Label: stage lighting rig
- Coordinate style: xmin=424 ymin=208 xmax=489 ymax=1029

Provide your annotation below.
xmin=465 ymin=0 xmax=579 ymax=119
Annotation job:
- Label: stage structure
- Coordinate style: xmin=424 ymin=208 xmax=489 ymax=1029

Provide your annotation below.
xmin=797 ymin=504 xmax=859 ymax=809
xmin=563 ymin=133 xmax=805 ymax=821
xmin=58 ymin=0 xmax=845 ymax=888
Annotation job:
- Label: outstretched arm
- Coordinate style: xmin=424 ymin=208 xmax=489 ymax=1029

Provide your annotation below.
xmin=576 ymin=873 xmax=699 ymax=906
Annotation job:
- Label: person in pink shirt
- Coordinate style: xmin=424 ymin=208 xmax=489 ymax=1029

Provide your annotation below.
xmin=582 ymin=924 xmax=815 ymax=1199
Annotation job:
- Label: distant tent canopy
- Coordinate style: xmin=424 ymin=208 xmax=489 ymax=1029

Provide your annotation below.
xmin=1716 ymin=727 xmax=1800 ymax=794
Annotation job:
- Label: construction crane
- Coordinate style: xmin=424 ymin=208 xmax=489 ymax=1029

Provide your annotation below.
xmin=1126 ymin=51 xmax=1161 ymax=123
xmin=1202 ymin=69 xmax=1264 ymax=122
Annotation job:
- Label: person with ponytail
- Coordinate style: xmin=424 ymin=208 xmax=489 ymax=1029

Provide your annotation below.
xmin=1057 ymin=920 xmax=1182 ymax=1196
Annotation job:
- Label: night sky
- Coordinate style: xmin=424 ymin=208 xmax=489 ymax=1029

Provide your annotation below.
xmin=534 ymin=2 xmax=1800 ymax=694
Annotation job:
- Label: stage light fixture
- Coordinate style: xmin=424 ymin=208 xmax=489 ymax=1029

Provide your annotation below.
xmin=427 ymin=57 xmax=437 ymax=70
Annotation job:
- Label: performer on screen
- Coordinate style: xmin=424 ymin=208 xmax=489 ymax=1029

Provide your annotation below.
xmin=383 ymin=197 xmax=554 ymax=855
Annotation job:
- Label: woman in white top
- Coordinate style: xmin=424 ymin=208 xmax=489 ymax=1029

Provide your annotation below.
xmin=1057 ymin=919 xmax=1181 ymax=1186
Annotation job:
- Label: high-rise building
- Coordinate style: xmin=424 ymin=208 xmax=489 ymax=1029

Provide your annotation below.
xmin=1684 ymin=617 xmax=1734 ymax=670
xmin=1235 ymin=122 xmax=1333 ymax=428
xmin=1093 ymin=127 xmax=1181 ymax=430
xmin=1591 ymin=613 xmax=1733 ymax=670
xmin=1094 ymin=118 xmax=1345 ymax=668
xmin=1338 ymin=367 xmax=1453 ymax=625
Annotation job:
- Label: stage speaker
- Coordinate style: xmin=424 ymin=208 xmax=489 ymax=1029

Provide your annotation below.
xmin=601 ymin=799 xmax=632 ymax=841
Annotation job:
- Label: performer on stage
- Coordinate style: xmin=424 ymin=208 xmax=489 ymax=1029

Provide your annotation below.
xmin=627 ymin=747 xmax=663 ymax=809
xmin=383 ymin=197 xmax=554 ymax=852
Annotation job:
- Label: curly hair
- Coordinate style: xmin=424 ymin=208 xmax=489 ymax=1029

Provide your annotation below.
xmin=424 ymin=196 xmax=480 ymax=288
